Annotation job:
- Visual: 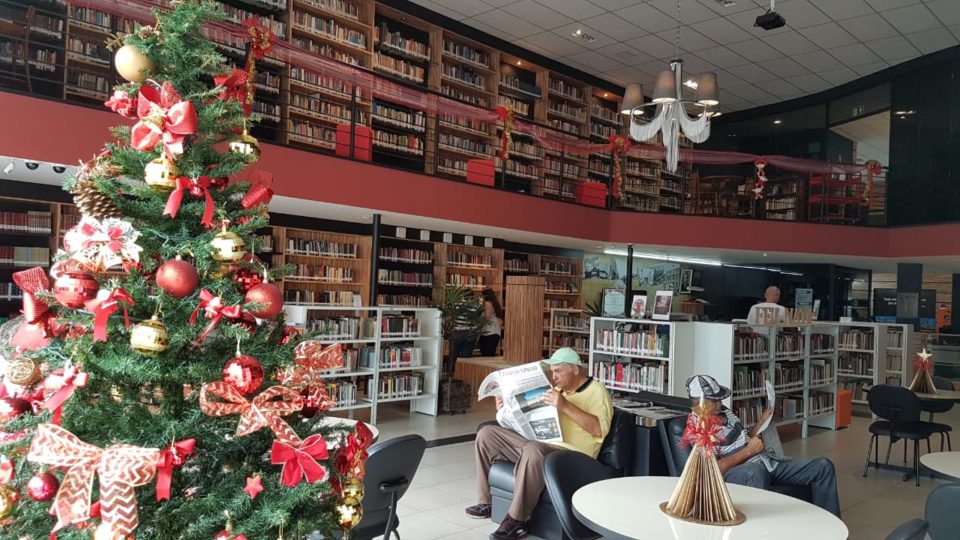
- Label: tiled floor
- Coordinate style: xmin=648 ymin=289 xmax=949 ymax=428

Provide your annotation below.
xmin=372 ymin=404 xmax=960 ymax=540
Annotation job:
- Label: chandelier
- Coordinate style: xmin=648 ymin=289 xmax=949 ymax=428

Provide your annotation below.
xmin=627 ymin=0 xmax=719 ymax=173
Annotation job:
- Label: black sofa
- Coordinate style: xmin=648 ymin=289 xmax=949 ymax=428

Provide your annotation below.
xmin=486 ymin=409 xmax=636 ymax=539
xmin=663 ymin=415 xmax=813 ymax=502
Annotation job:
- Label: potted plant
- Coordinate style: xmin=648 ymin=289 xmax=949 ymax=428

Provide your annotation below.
xmin=433 ymin=285 xmax=488 ymax=414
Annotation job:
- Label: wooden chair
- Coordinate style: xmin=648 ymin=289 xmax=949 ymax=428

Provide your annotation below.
xmin=0 ymin=6 xmax=35 ymax=93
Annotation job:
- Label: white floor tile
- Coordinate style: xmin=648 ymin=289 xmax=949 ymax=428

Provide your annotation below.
xmin=385 ymin=512 xmax=466 ymax=540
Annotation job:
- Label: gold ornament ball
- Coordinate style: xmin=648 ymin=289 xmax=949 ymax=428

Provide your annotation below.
xmin=144 ymin=158 xmax=180 ymax=192
xmin=0 ymin=484 xmax=18 ymax=520
xmin=228 ymin=131 xmax=260 ymax=162
xmin=130 ymin=316 xmax=169 ymax=356
xmin=114 ymin=44 xmax=154 ymax=83
xmin=5 ymin=356 xmax=39 ymax=386
xmin=93 ymin=522 xmax=134 ymax=540
xmin=336 ymin=496 xmax=364 ymax=530
xmin=341 ymin=477 xmax=365 ymax=501
xmin=210 ymin=231 xmax=246 ymax=262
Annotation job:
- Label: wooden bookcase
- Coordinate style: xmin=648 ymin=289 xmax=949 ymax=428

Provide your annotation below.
xmin=433 ymin=243 xmax=504 ymax=300
xmin=540 ymin=254 xmax=582 ymax=310
xmin=544 ymin=307 xmax=589 ymax=359
xmin=503 ymin=275 xmax=545 ymax=364
xmin=376 ymin=235 xmax=434 ymax=307
xmin=273 ymin=226 xmax=372 ymax=306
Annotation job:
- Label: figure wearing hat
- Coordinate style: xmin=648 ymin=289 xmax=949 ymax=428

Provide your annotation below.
xmin=685 ymin=374 xmax=842 ymax=517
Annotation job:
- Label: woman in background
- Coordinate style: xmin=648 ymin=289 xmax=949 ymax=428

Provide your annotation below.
xmin=479 ymin=288 xmax=504 ymax=356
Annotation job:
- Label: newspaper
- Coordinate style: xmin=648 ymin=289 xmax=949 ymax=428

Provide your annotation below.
xmin=754 ymin=380 xmax=776 ymax=434
xmin=478 ymin=362 xmax=563 ymax=443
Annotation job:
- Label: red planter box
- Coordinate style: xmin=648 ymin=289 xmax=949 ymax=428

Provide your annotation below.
xmin=335 ymin=124 xmax=372 ymax=161
xmin=466 ymin=159 xmax=495 ymax=186
xmin=576 ymin=182 xmax=607 ymax=207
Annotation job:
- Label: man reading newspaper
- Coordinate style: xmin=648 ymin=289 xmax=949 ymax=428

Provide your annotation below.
xmin=466 ymin=348 xmax=613 ymax=540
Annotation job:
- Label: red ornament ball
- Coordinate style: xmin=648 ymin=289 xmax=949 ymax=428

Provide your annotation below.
xmin=214 ymin=531 xmax=248 ymax=540
xmin=53 ymin=271 xmax=99 ymax=308
xmin=244 ymin=282 xmax=283 ymax=319
xmin=26 ymin=471 xmax=59 ymax=502
xmin=222 ymin=355 xmax=264 ymax=394
xmin=156 ymin=259 xmax=200 ymax=298
xmin=0 ymin=397 xmax=32 ymax=422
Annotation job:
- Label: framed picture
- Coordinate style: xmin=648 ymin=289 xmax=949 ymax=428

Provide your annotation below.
xmin=652 ymin=290 xmax=673 ymax=320
xmin=602 ymin=288 xmax=626 ymax=318
xmin=679 ymin=269 xmax=693 ymax=293
xmin=630 ymin=294 xmax=648 ymax=319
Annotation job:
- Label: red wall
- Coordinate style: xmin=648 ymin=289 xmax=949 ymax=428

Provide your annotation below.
xmin=1 ymin=92 xmax=957 ymax=259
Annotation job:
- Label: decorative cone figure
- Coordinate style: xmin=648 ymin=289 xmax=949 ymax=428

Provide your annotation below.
xmin=661 ymin=398 xmax=745 ymax=525
xmin=909 ymin=348 xmax=937 ymax=394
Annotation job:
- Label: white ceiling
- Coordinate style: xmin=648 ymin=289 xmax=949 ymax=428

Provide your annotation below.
xmin=830 ymin=111 xmax=890 ymax=165
xmin=409 ymin=0 xmax=960 ymax=112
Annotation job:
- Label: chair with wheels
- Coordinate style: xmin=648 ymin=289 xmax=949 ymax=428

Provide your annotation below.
xmin=353 ymin=435 xmax=426 ymax=540
xmin=863 ymin=385 xmax=937 ymax=486
xmin=543 ymin=450 xmax=618 ymax=540
xmin=925 ymin=483 xmax=960 ymax=540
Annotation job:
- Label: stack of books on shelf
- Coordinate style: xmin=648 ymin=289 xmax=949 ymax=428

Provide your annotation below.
xmin=439 ymin=133 xmax=490 ymax=157
xmin=289 ymin=264 xmax=354 ymax=282
xmin=809 ymin=358 xmax=834 ymax=385
xmin=336 ymin=349 xmax=361 ymax=372
xmin=439 ymin=113 xmax=489 ymax=134
xmin=839 ymin=329 xmax=874 ymax=350
xmin=550 ymin=335 xmax=588 ymax=353
xmin=497 ymin=95 xmax=530 ymax=116
xmin=545 ymin=299 xmax=573 ymax=310
xmin=373 ymin=130 xmax=424 ymax=155
xmin=554 ymin=313 xmax=587 ymax=332
xmin=441 ymin=85 xmax=489 ymax=107
xmin=377 ymin=269 xmax=432 ymax=287
xmin=287 ymin=238 xmax=358 ymax=258
xmin=886 ymin=329 xmax=904 ymax=348
xmin=0 ymin=211 xmax=52 ymax=234
xmin=734 ymin=398 xmax=765 ymax=427
xmin=289 ymin=119 xmax=337 ymax=147
xmin=0 ymin=247 xmax=50 ymax=267
xmin=593 ymin=361 xmax=665 ymax=393
xmin=541 ymin=261 xmax=573 ymax=275
xmin=775 ymin=332 xmax=806 ymax=358
xmin=808 ymin=391 xmax=835 ymax=416
xmin=839 ymin=353 xmax=873 ymax=377
xmin=839 ymin=380 xmax=870 ymax=401
xmin=0 ymin=283 xmax=23 ymax=301
xmin=300 ymin=0 xmax=362 ymax=20
xmin=545 ymin=281 xmax=577 ymax=294
xmin=294 ymin=12 xmax=367 ymax=49
xmin=734 ymin=331 xmax=768 ymax=360
xmin=594 ymin=327 xmax=669 ymax=357
xmin=447 ymin=274 xmax=485 ymax=288
xmin=359 ymin=346 xmax=423 ymax=369
xmin=381 ymin=315 xmax=420 ymax=337
xmin=374 ymin=51 xmax=425 ymax=83
xmin=377 ymin=373 xmax=424 ymax=399
xmin=773 ymin=361 xmax=804 ymax=391
xmin=326 ymin=381 xmax=358 ymax=407
xmin=811 ymin=333 xmax=836 ymax=353
xmin=379 ymin=247 xmax=431 ymax=263
xmin=292 ymin=36 xmax=364 ymax=66
xmin=372 ymin=102 xmax=425 ymax=131
xmin=376 ymin=24 xmax=429 ymax=60
xmin=306 ymin=316 xmax=363 ymax=339
xmin=732 ymin=366 xmax=765 ymax=397
xmin=447 ymin=253 xmax=492 ymax=267
xmin=286 ymin=289 xmax=356 ymax=305
xmin=443 ymin=40 xmax=490 ymax=67
xmin=504 ymin=258 xmax=529 ymax=273
xmin=376 ymin=294 xmax=431 ymax=307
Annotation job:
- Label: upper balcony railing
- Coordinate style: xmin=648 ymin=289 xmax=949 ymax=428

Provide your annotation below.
xmin=0 ymin=0 xmax=887 ymax=226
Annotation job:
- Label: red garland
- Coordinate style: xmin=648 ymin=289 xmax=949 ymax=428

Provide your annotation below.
xmin=609 ymin=135 xmax=632 ymax=200
xmin=680 ymin=411 xmax=725 ymax=453
xmin=753 ymin=158 xmax=768 ymax=200
xmin=130 ymin=81 xmax=199 ymax=157
xmin=156 ymin=438 xmax=197 ymax=501
xmin=90 ymin=288 xmax=134 ymax=342
xmin=164 ymin=176 xmax=216 ymax=227
xmin=43 ymin=366 xmax=89 ymax=425
xmin=243 ymin=18 xmax=275 ymax=59
xmin=189 ymin=289 xmax=245 ymax=343
xmin=495 ymin=106 xmax=513 ymax=161
xmin=241 ymin=171 xmax=274 ymax=210
xmin=270 ymin=434 xmax=329 ymax=487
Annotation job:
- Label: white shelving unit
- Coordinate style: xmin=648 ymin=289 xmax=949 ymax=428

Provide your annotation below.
xmin=544 ymin=308 xmax=590 ymax=358
xmin=282 ymin=305 xmax=441 ymax=424
xmin=588 ymin=317 xmax=682 ymax=397
xmin=828 ymin=321 xmax=912 ymax=405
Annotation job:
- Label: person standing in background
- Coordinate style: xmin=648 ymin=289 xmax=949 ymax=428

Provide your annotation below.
xmin=747 ymin=285 xmax=786 ymax=324
xmin=479 ymin=288 xmax=504 ymax=356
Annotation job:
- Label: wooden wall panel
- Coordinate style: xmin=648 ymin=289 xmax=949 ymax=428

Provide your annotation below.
xmin=504 ymin=275 xmax=545 ymax=363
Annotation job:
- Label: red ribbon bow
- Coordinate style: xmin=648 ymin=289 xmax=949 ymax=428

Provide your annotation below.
xmin=681 ymin=411 xmax=725 ymax=453
xmin=105 ymin=90 xmax=135 ymax=119
xmin=336 ymin=423 xmax=374 ymax=479
xmin=155 ymin=438 xmax=196 ymax=501
xmin=213 ymin=69 xmax=251 ymax=116
xmin=199 ymin=383 xmax=303 ymax=445
xmin=92 ymin=289 xmax=134 ymax=342
xmin=271 ymin=434 xmax=329 ymax=487
xmin=130 ymin=81 xmax=198 ymax=157
xmin=241 ymin=171 xmax=274 ymax=210
xmin=243 ymin=18 xmax=275 ymax=59
xmin=914 ymin=357 xmax=933 ymax=372
xmin=11 ymin=267 xmax=59 ymax=350
xmin=164 ymin=176 xmax=215 ymax=227
xmin=190 ymin=289 xmax=244 ymax=343
xmin=43 ymin=365 xmax=89 ymax=425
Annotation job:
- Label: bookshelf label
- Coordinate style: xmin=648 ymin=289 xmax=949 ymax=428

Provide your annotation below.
xmin=484 ymin=237 xmax=493 ymax=248
xmin=464 ymin=235 xmax=473 ymax=246
xmin=420 ymin=230 xmax=431 ymax=241
xmin=443 ymin=233 xmax=452 ymax=243
xmin=396 ymin=226 xmax=406 ymax=238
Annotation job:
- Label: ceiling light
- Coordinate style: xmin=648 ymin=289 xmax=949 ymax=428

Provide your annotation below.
xmin=2 ymin=162 xmax=13 ymax=174
xmin=24 ymin=162 xmax=38 ymax=170
xmin=773 ymin=119 xmax=782 ymax=124
xmin=603 ymin=248 xmax=721 ymax=267
xmin=894 ymin=110 xmax=915 ymax=115
xmin=603 ymin=92 xmax=608 ymax=98
xmin=683 ymin=79 xmax=698 ymax=90
xmin=706 ymin=110 xmax=722 ymax=118
xmin=718 ymin=0 xmax=737 ymax=6
xmin=571 ymin=28 xmax=596 ymax=42
xmin=52 ymin=165 xmax=66 ymax=173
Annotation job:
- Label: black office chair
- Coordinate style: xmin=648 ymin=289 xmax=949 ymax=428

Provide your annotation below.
xmin=883 ymin=518 xmax=928 ymax=540
xmin=863 ymin=385 xmax=937 ymax=486
xmin=926 ymin=483 xmax=960 ymax=540
xmin=543 ymin=451 xmax=618 ymax=540
xmin=353 ymin=434 xmax=426 ymax=540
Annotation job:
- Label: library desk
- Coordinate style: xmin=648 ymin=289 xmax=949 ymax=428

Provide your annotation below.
xmin=921 ymin=452 xmax=960 ymax=481
xmin=572 ymin=476 xmax=848 ymax=540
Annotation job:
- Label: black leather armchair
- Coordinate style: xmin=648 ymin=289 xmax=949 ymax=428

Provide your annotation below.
xmin=663 ymin=416 xmax=813 ymax=503
xmin=487 ymin=409 xmax=635 ymax=539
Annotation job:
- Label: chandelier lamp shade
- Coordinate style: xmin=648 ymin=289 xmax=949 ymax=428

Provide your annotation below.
xmin=619 ymin=83 xmax=645 ymax=114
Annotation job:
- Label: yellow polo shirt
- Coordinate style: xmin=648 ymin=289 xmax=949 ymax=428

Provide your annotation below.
xmin=553 ymin=378 xmax=614 ymax=458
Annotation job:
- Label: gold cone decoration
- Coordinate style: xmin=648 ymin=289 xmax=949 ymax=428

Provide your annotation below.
xmin=72 ymin=179 xmax=122 ymax=220
xmin=908 ymin=348 xmax=937 ymax=394
xmin=660 ymin=402 xmax=746 ymax=526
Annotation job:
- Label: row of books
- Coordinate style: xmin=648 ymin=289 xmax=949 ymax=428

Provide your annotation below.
xmin=775 ymin=394 xmax=803 ymax=420
xmin=446 ymin=274 xmax=486 ymax=287
xmin=289 ymin=264 xmax=354 ymax=282
xmin=546 ymin=335 xmax=587 ymax=353
xmin=376 ymin=294 xmax=432 ymax=307
xmin=299 ymin=0 xmax=362 ymax=20
xmin=590 ymin=124 xmax=618 ymax=140
xmin=504 ymin=259 xmax=529 ymax=272
xmin=548 ymin=79 xmax=585 ymax=102
xmin=442 ymin=63 xmax=486 ymax=89
xmin=775 ymin=333 xmax=806 ymax=357
xmin=810 ymin=358 xmax=834 ymax=383
xmin=377 ymin=373 xmax=424 ymax=399
xmin=548 ymin=100 xmax=585 ymax=121
xmin=293 ymin=36 xmax=363 ymax=66
xmin=773 ymin=362 xmax=804 ymax=390
xmin=294 ymin=12 xmax=367 ymax=49
xmin=553 ymin=314 xmax=588 ymax=331
xmin=372 ymin=101 xmax=426 ymax=129
xmin=437 ymin=157 xmax=467 ymax=176
xmin=373 ymin=130 xmax=424 ymax=154
xmin=358 ymin=346 xmax=423 ymax=369
xmin=498 ymin=95 xmax=530 ymax=116
xmin=286 ymin=238 xmax=358 ymax=258
xmin=541 ymin=261 xmax=574 ymax=275
xmin=507 ymin=140 xmax=541 ymax=159
xmin=66 ymin=36 xmax=109 ymax=62
xmin=0 ymin=247 xmax=50 ymax=267
xmin=839 ymin=329 xmax=874 ymax=349
xmin=886 ymin=330 xmax=904 ymax=348
xmin=839 ymin=380 xmax=869 ymax=401
xmin=217 ymin=5 xmax=285 ymax=36
xmin=0 ymin=211 xmax=52 ymax=234
xmin=325 ymin=381 xmax=358 ymax=407
xmin=374 ymin=52 xmax=425 ymax=83
xmin=543 ymin=159 xmax=582 ymax=178
xmin=734 ymin=398 xmax=766 ymax=428
xmin=68 ymin=5 xmax=112 ymax=29
xmin=810 ymin=333 xmax=836 ymax=352
xmin=734 ymin=332 xmax=769 ymax=359
xmin=290 ymin=67 xmax=360 ymax=99
xmin=439 ymin=132 xmax=491 ymax=156
xmin=67 ymin=71 xmax=109 ymax=96
xmin=0 ymin=282 xmax=23 ymax=301
xmin=376 ymin=24 xmax=430 ymax=59
xmin=886 ymin=353 xmax=903 ymax=372
xmin=379 ymin=247 xmax=432 ymax=264
xmin=443 ymin=39 xmax=490 ymax=68
xmin=290 ymin=92 xmax=360 ymax=123
xmin=285 ymin=289 xmax=356 ymax=306
xmin=593 ymin=361 xmax=665 ymax=393
xmin=545 ymin=299 xmax=574 ymax=309
xmin=593 ymin=329 xmax=669 ymax=357
xmin=808 ymin=391 xmax=835 ymax=415
xmin=381 ymin=315 xmax=421 ymax=337
xmin=441 ymin=85 xmax=490 ymax=108
xmin=839 ymin=353 xmax=874 ymax=376
xmin=549 ymin=119 xmax=582 ymax=136
xmin=732 ymin=366 xmax=765 ymax=397
xmin=446 ymin=253 xmax=492 ymax=267
xmin=377 ymin=269 xmax=432 ymax=287
xmin=288 ymin=119 xmax=337 ymax=145
xmin=307 ymin=316 xmax=364 ymax=339
xmin=590 ymin=103 xmax=621 ymax=124
xmin=545 ymin=281 xmax=578 ymax=293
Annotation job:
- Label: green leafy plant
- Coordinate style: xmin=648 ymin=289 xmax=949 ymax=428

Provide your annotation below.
xmin=433 ymin=285 xmax=488 ymax=373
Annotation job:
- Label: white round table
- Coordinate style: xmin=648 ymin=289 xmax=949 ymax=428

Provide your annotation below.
xmin=921 ymin=451 xmax=960 ymax=481
xmin=572 ymin=476 xmax=848 ymax=540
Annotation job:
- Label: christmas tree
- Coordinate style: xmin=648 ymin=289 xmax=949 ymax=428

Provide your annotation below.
xmin=0 ymin=2 xmax=370 ymax=538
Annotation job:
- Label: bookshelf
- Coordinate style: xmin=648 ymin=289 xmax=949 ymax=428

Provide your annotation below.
xmin=273 ymin=226 xmax=372 ymax=306
xmin=540 ymin=254 xmax=582 ymax=311
xmin=376 ymin=236 xmax=434 ymax=307
xmin=588 ymin=317 xmax=681 ymax=397
xmin=282 ymin=305 xmax=440 ymax=423
xmin=763 ymin=175 xmax=803 ymax=222
xmin=434 ymin=243 xmax=504 ymax=301
xmin=829 ymin=321 xmax=912 ymax=404
xmin=544 ymin=308 xmax=589 ymax=358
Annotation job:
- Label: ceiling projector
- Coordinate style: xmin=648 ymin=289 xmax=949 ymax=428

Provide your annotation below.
xmin=755 ymin=4 xmax=786 ymax=30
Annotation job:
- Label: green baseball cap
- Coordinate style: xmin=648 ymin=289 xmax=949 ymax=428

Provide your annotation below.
xmin=542 ymin=347 xmax=583 ymax=366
